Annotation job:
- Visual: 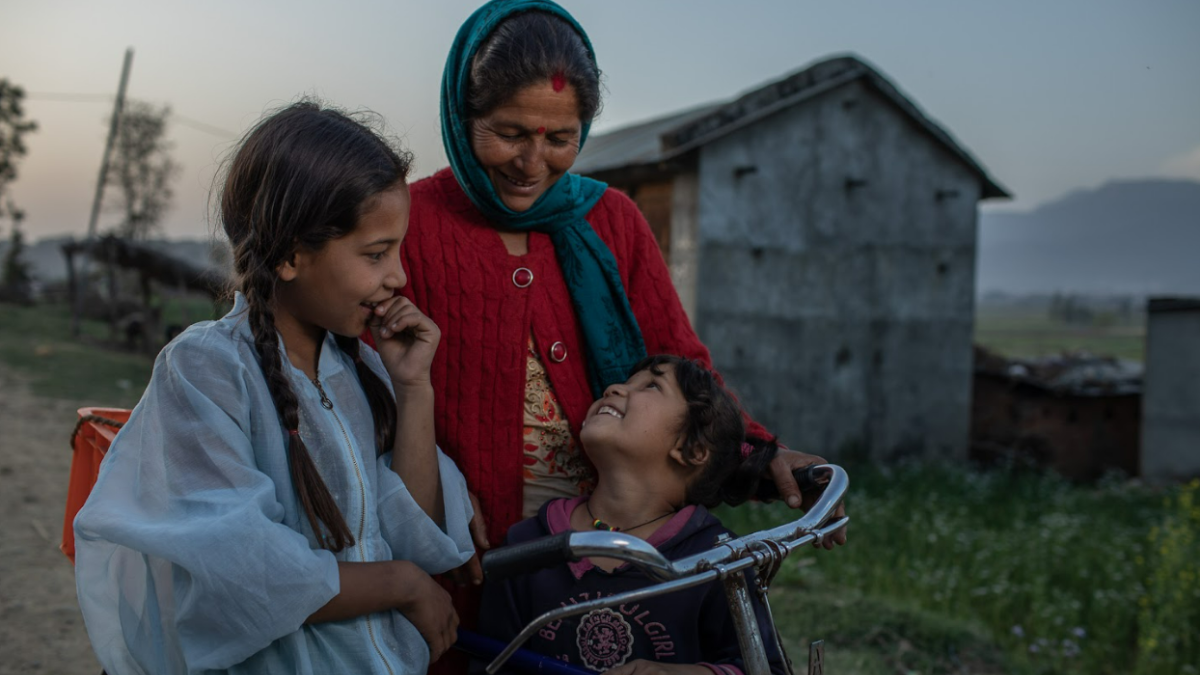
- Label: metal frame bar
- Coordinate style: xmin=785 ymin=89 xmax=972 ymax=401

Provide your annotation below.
xmin=485 ymin=465 xmax=849 ymax=675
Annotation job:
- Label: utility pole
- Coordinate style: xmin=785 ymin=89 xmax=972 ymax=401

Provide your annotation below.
xmin=72 ymin=47 xmax=133 ymax=337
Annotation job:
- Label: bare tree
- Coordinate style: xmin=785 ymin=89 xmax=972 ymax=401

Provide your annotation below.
xmin=0 ymin=79 xmax=37 ymax=222
xmin=107 ymin=100 xmax=178 ymax=240
xmin=0 ymin=79 xmax=37 ymax=304
xmin=1 ymin=210 xmax=34 ymax=304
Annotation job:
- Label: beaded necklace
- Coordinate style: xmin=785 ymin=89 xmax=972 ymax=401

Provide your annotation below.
xmin=585 ymin=500 xmax=675 ymax=533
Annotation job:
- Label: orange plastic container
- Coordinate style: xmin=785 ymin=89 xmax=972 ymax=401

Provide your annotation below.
xmin=62 ymin=407 xmax=131 ymax=563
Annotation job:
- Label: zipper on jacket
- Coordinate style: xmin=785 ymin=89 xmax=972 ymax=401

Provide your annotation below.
xmin=313 ymin=375 xmax=396 ymax=675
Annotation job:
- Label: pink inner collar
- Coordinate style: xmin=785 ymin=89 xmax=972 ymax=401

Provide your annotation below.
xmin=546 ymin=496 xmax=695 ymax=579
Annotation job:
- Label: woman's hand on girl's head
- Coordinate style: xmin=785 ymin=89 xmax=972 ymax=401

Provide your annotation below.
xmin=368 ymin=296 xmax=441 ymax=388
xmin=768 ymin=448 xmax=848 ymax=550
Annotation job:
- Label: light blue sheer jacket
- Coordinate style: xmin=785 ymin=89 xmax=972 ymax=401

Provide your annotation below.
xmin=74 ymin=295 xmax=475 ymax=675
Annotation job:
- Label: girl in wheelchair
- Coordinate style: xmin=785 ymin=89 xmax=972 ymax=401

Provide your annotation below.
xmin=480 ymin=355 xmax=788 ymax=675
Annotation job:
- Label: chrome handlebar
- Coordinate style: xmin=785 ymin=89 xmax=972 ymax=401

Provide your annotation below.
xmin=481 ymin=464 xmax=849 ymax=674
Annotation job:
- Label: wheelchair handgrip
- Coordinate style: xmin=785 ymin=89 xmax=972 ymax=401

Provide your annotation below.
xmin=754 ymin=464 xmax=824 ymax=502
xmin=482 ymin=530 xmax=575 ymax=582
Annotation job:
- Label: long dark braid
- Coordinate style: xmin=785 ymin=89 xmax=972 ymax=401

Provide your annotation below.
xmin=245 ymin=275 xmax=355 ymax=551
xmin=219 ymin=101 xmax=412 ymax=552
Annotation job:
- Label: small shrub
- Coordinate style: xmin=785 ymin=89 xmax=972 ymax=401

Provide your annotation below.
xmin=1135 ymin=479 xmax=1200 ymax=674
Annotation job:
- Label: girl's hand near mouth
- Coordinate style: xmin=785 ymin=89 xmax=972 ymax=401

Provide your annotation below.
xmin=369 ymin=296 xmax=441 ymax=388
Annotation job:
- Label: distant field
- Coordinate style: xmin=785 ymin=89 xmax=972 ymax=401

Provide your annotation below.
xmin=974 ymin=305 xmax=1145 ymax=362
xmin=3 ymin=301 xmax=1149 ymax=401
xmin=0 ymin=299 xmax=222 ymax=408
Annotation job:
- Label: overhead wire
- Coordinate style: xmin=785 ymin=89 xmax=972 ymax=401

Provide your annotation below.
xmin=24 ymin=92 xmax=238 ymax=138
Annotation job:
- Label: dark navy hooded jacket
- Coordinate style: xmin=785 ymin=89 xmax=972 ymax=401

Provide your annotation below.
xmin=479 ymin=496 xmax=788 ymax=675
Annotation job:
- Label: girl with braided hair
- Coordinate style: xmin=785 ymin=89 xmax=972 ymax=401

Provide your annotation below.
xmin=73 ymin=101 xmax=475 ymax=675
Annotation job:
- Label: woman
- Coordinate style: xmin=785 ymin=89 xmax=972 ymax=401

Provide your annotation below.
xmin=393 ymin=0 xmax=846 ymax=638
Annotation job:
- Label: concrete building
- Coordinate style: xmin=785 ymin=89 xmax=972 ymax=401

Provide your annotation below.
xmin=576 ymin=55 xmax=1009 ymax=460
xmin=1141 ymin=298 xmax=1200 ymax=484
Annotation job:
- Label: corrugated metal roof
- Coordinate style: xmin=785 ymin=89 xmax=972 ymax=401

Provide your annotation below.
xmin=575 ymin=54 xmax=1010 ymax=199
xmin=573 ymin=103 xmax=720 ymax=176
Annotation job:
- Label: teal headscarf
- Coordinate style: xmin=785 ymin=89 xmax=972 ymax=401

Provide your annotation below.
xmin=440 ymin=0 xmax=646 ymax=397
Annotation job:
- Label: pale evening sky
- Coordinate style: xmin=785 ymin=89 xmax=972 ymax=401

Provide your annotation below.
xmin=2 ymin=0 xmax=1198 ymax=240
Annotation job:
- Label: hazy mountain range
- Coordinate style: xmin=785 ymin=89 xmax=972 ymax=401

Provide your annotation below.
xmin=978 ymin=179 xmax=1200 ymax=297
xmin=5 ymin=179 xmax=1198 ymax=299
xmin=0 ymin=236 xmax=228 ymax=288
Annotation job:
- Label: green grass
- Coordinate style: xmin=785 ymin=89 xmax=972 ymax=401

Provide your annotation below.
xmin=0 ymin=300 xmax=230 ymax=408
xmin=975 ymin=306 xmax=1145 ymax=362
xmin=768 ymin=588 xmax=1012 ymax=674
xmin=717 ymin=463 xmax=1200 ymax=675
xmin=159 ymin=296 xmax=230 ymax=331
xmin=0 ymin=302 xmax=156 ymax=408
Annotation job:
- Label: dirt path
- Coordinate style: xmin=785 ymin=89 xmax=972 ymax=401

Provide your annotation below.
xmin=0 ymin=364 xmax=101 ymax=674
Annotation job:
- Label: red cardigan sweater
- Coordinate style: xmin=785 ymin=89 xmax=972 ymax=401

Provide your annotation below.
xmin=395 ymin=169 xmax=769 ymax=542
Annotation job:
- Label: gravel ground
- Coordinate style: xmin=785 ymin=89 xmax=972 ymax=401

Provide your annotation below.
xmin=0 ymin=363 xmax=101 ymax=674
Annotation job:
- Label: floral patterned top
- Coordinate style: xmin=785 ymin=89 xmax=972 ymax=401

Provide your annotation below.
xmin=522 ymin=340 xmax=596 ymax=517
